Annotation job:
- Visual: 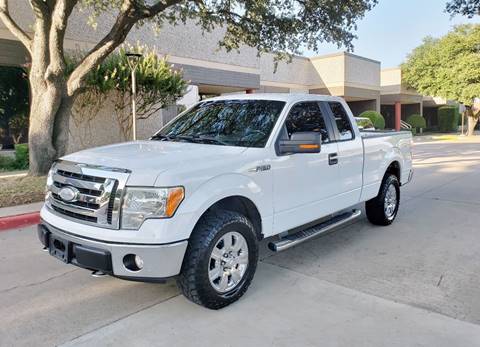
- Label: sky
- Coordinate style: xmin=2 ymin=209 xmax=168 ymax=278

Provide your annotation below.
xmin=303 ymin=0 xmax=479 ymax=68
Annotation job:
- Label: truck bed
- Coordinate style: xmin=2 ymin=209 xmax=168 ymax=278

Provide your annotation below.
xmin=360 ymin=129 xmax=412 ymax=139
xmin=360 ymin=129 xmax=413 ymax=201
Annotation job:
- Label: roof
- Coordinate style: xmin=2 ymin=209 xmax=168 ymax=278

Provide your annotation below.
xmin=207 ymin=93 xmax=345 ymax=103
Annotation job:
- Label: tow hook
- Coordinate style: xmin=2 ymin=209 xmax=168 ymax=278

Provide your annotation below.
xmin=91 ymin=270 xmax=107 ymax=278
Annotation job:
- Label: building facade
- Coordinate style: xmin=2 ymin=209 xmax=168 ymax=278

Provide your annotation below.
xmin=0 ymin=1 xmax=451 ymax=152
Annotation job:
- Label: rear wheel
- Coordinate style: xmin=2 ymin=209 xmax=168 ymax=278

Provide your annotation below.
xmin=177 ymin=210 xmax=258 ymax=309
xmin=366 ymin=174 xmax=400 ymax=226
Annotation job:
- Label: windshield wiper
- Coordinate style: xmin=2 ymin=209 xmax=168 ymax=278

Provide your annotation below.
xmin=172 ymin=134 xmax=229 ymax=146
xmin=152 ymin=133 xmax=228 ymax=146
xmin=151 ymin=134 xmax=175 ymax=141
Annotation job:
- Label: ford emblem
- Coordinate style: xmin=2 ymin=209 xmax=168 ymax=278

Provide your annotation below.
xmin=58 ymin=186 xmax=80 ymax=202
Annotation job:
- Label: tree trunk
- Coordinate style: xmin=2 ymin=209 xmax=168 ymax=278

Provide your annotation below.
xmin=53 ymin=95 xmax=74 ymax=158
xmin=467 ymin=115 xmax=478 ymax=136
xmin=28 ymin=77 xmax=64 ymax=175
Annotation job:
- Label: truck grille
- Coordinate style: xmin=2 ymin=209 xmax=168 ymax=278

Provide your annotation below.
xmin=45 ymin=160 xmax=130 ymax=229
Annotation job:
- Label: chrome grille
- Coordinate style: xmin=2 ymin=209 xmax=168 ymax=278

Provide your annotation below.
xmin=45 ymin=160 xmax=130 ymax=229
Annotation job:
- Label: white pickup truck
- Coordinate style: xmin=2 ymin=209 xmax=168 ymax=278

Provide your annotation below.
xmin=38 ymin=94 xmax=413 ymax=309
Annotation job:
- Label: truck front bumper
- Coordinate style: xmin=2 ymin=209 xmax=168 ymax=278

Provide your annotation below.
xmin=38 ymin=221 xmax=188 ymax=281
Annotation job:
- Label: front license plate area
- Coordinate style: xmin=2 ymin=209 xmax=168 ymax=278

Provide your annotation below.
xmin=49 ymin=235 xmax=70 ymax=263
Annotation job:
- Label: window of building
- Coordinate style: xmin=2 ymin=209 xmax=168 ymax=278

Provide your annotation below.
xmin=328 ymin=102 xmax=353 ymax=141
xmin=285 ymin=102 xmax=330 ymax=143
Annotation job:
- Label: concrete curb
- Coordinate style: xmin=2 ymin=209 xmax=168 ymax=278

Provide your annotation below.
xmin=0 ymin=212 xmax=40 ymax=232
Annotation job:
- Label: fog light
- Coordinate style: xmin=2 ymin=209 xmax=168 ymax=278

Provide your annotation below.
xmin=134 ymin=255 xmax=144 ymax=270
xmin=123 ymin=254 xmax=143 ymax=272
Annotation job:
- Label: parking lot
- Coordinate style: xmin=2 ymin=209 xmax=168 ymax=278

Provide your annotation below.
xmin=1 ymin=137 xmax=480 ymax=347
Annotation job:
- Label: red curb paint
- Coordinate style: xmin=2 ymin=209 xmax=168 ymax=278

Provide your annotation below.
xmin=0 ymin=212 xmax=40 ymax=232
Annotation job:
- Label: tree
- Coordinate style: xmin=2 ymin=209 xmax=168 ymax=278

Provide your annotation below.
xmin=0 ymin=0 xmax=377 ymax=175
xmin=446 ymin=0 xmax=480 ymax=18
xmin=67 ymin=44 xmax=187 ymax=139
xmin=402 ymin=25 xmax=480 ymax=136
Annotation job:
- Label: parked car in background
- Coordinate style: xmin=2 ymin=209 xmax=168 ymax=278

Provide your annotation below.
xmin=355 ymin=117 xmax=375 ymax=130
xmin=38 ymin=94 xmax=413 ymax=309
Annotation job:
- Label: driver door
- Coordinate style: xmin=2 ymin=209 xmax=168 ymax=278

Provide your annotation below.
xmin=272 ymin=101 xmax=341 ymax=233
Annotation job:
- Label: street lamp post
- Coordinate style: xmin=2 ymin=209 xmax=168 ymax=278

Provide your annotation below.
xmin=126 ymin=52 xmax=142 ymax=141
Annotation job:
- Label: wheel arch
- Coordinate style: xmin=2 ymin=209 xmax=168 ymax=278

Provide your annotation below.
xmin=198 ymin=195 xmax=263 ymax=241
xmin=385 ymin=160 xmax=401 ymax=182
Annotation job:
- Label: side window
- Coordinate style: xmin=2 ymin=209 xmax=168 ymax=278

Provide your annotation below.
xmin=328 ymin=102 xmax=354 ymax=141
xmin=285 ymin=102 xmax=330 ymax=143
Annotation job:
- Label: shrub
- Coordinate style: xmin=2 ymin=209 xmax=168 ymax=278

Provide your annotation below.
xmin=0 ymin=144 xmax=29 ymax=171
xmin=14 ymin=143 xmax=29 ymax=170
xmin=358 ymin=110 xmax=385 ymax=129
xmin=406 ymin=114 xmax=426 ymax=134
xmin=0 ymin=155 xmax=16 ymax=171
xmin=438 ymin=106 xmax=458 ymax=132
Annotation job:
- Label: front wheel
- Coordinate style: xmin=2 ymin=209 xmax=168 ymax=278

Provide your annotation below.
xmin=366 ymin=174 xmax=400 ymax=226
xmin=177 ymin=210 xmax=259 ymax=309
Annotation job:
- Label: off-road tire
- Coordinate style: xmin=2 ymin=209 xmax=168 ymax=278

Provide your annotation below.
xmin=366 ymin=174 xmax=400 ymax=226
xmin=177 ymin=209 xmax=259 ymax=309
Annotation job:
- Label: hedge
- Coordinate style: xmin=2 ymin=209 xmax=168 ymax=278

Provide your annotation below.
xmin=438 ymin=106 xmax=459 ymax=132
xmin=358 ymin=110 xmax=385 ymax=129
xmin=0 ymin=143 xmax=29 ymax=171
xmin=14 ymin=143 xmax=29 ymax=169
xmin=406 ymin=114 xmax=426 ymax=134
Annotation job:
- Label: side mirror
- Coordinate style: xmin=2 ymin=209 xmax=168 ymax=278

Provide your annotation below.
xmin=279 ymin=132 xmax=321 ymax=155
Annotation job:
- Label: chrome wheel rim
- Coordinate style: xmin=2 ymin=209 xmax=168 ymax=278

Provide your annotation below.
xmin=384 ymin=184 xmax=397 ymax=219
xmin=208 ymin=231 xmax=249 ymax=293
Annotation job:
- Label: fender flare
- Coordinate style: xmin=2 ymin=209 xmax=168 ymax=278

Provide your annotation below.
xmin=179 ymin=173 xmax=271 ymax=239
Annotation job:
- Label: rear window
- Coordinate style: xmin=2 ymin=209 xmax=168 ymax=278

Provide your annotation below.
xmin=328 ymin=102 xmax=354 ymax=141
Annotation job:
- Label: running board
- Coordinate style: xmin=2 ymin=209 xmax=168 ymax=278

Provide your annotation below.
xmin=268 ymin=210 xmax=361 ymax=252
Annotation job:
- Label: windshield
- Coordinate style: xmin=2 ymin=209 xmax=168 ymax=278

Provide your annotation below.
xmin=153 ymin=99 xmax=286 ymax=147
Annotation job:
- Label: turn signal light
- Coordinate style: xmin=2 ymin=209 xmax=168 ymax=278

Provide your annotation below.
xmin=166 ymin=187 xmax=185 ymax=217
xmin=299 ymin=144 xmax=320 ymax=150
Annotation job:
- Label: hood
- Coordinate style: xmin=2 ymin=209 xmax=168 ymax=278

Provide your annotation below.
xmin=62 ymin=140 xmax=247 ymax=186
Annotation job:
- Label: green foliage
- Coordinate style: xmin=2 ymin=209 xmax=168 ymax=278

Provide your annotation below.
xmin=0 ymin=155 xmax=16 ymax=171
xmin=78 ymin=1 xmax=378 ymax=60
xmin=406 ymin=114 xmax=426 ymax=129
xmin=356 ymin=117 xmax=374 ymax=129
xmin=0 ymin=144 xmax=29 ymax=171
xmin=358 ymin=110 xmax=385 ymax=129
xmin=402 ymin=25 xmax=480 ymax=106
xmin=406 ymin=114 xmax=426 ymax=135
xmin=14 ymin=143 xmax=29 ymax=170
xmin=438 ymin=106 xmax=459 ymax=132
xmin=8 ymin=113 xmax=28 ymax=144
xmin=446 ymin=0 xmax=480 ymax=18
xmin=66 ymin=45 xmax=187 ymax=115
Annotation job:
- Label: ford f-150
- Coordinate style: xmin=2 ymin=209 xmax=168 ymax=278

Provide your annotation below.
xmin=38 ymin=93 xmax=413 ymax=309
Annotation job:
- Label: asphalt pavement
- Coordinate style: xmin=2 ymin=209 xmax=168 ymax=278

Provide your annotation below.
xmin=1 ymin=137 xmax=480 ymax=347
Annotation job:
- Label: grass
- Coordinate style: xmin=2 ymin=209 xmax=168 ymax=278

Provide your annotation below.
xmin=0 ymin=175 xmax=46 ymax=208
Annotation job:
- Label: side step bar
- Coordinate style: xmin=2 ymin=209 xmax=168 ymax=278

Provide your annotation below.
xmin=268 ymin=210 xmax=361 ymax=252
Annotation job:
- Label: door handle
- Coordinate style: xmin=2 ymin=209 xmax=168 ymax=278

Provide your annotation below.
xmin=329 ymin=153 xmax=338 ymax=165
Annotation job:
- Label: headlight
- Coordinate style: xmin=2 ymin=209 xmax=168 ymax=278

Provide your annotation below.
xmin=121 ymin=187 xmax=184 ymax=229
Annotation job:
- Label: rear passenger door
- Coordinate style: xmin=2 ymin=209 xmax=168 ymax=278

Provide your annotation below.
xmin=324 ymin=101 xmax=363 ymax=206
xmin=272 ymin=101 xmax=341 ymax=232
